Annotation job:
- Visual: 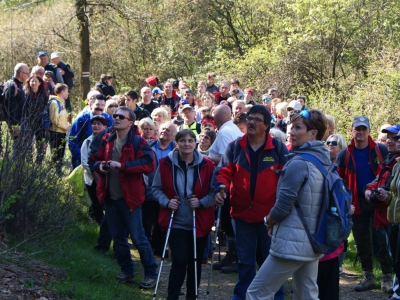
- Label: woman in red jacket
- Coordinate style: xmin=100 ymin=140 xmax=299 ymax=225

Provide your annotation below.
xmin=152 ymin=129 xmax=215 ymax=300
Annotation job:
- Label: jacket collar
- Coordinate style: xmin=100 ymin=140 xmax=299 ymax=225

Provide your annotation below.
xmin=238 ymin=132 xmax=274 ymax=151
xmin=348 ymin=135 xmax=377 ymax=152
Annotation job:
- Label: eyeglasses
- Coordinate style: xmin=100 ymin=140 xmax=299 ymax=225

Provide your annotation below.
xmin=326 ymin=140 xmax=338 ymax=146
xmin=113 ymin=114 xmax=131 ymax=121
xmin=246 ymin=116 xmax=264 ymax=123
xmin=108 ymin=104 xmax=118 ymax=108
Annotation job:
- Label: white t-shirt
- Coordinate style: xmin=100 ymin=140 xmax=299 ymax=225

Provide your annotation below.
xmin=208 ymin=120 xmax=243 ymax=163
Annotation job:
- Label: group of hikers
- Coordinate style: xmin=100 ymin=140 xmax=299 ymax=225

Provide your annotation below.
xmin=2 ymin=56 xmax=400 ymax=300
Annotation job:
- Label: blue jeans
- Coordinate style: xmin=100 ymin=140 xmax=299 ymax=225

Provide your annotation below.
xmin=105 ymin=199 xmax=157 ymax=278
xmin=232 ymin=218 xmax=284 ymax=300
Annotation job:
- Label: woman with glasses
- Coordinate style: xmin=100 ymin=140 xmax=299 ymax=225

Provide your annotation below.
xmin=105 ymin=99 xmax=118 ymax=117
xmin=197 ymin=130 xmax=216 ymax=156
xmin=247 ymin=109 xmax=331 ymax=300
xmin=325 ymin=134 xmax=347 ymax=163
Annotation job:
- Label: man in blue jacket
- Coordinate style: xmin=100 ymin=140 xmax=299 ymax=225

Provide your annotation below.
xmin=68 ymin=94 xmax=113 ymax=169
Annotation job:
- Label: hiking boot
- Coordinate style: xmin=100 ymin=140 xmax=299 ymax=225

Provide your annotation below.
xmin=140 ymin=277 xmax=156 ymax=289
xmin=354 ymin=271 xmax=376 ymax=292
xmin=212 ymin=252 xmax=234 ymax=270
xmin=115 ymin=272 xmax=134 ymax=283
xmin=220 ymin=260 xmax=238 ymax=273
xmin=381 ymin=273 xmax=393 ymax=293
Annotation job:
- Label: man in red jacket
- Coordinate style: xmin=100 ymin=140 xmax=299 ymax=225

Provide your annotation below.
xmin=214 ymin=105 xmax=288 ymax=300
xmin=90 ymin=106 xmax=157 ymax=289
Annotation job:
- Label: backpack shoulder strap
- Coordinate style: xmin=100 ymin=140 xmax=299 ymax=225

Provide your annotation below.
xmin=375 ymin=144 xmax=384 ymax=163
xmin=298 ymin=153 xmax=328 ymax=177
xmin=196 ymin=122 xmax=202 ymax=134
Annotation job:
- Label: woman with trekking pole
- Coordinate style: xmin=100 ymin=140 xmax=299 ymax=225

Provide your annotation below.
xmin=152 ymin=129 xmax=216 ymax=300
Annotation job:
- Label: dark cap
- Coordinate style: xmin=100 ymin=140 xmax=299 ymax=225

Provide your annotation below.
xmin=94 ymin=94 xmax=107 ymax=101
xmin=352 ymin=116 xmax=370 ymax=129
xmin=44 ymin=70 xmax=54 ymax=76
xmin=91 ymin=115 xmax=108 ymax=126
xmin=37 ymin=51 xmax=48 ymax=57
xmin=382 ymin=124 xmax=400 ymax=134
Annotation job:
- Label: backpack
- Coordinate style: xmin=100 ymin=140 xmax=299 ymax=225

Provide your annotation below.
xmin=43 ymin=99 xmax=62 ymax=130
xmin=295 ymin=153 xmax=353 ymax=254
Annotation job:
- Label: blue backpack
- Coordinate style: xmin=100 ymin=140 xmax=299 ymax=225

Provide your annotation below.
xmin=43 ymin=99 xmax=62 ymax=130
xmin=295 ymin=154 xmax=353 ymax=254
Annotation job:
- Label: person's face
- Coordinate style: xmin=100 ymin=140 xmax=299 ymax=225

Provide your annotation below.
xmin=233 ymin=103 xmax=245 ymax=116
xmin=378 ymin=135 xmax=388 ymax=146
xmin=91 ymin=120 xmax=106 ymax=135
xmin=153 ymin=113 xmax=165 ymax=124
xmin=297 ymin=98 xmax=305 ymax=107
xmin=140 ymin=124 xmax=154 ymax=140
xmin=271 ymin=103 xmax=277 ymax=115
xmin=141 ymin=88 xmax=152 ymax=101
xmin=351 ymin=125 xmax=370 ymax=144
xmin=19 ymin=66 xmax=30 ymax=82
xmin=159 ymin=124 xmax=175 ymax=142
xmin=202 ymin=122 xmax=214 ymax=131
xmin=231 ymin=83 xmax=239 ymax=89
xmin=207 ymin=76 xmax=215 ymax=85
xmin=125 ymin=96 xmax=137 ymax=110
xmin=106 ymin=102 xmax=118 ymax=116
xmin=195 ymin=97 xmax=203 ymax=108
xmin=386 ymin=132 xmax=397 ymax=153
xmin=176 ymin=134 xmax=196 ymax=156
xmin=51 ymin=57 xmax=60 ymax=65
xmin=231 ymin=91 xmax=240 ymax=99
xmin=268 ymin=90 xmax=278 ymax=99
xmin=244 ymin=91 xmax=253 ymax=101
xmin=37 ymin=55 xmax=49 ymax=67
xmin=164 ymin=83 xmax=172 ymax=94
xmin=59 ymin=88 xmax=69 ymax=100
xmin=92 ymin=100 xmax=105 ymax=115
xmin=113 ymin=110 xmax=133 ymax=130
xmin=262 ymin=98 xmax=272 ymax=108
xmin=220 ymin=84 xmax=229 ymax=96
xmin=29 ymin=77 xmax=41 ymax=92
xmin=197 ymin=83 xmax=206 ymax=94
xmin=290 ymin=118 xmax=316 ymax=148
xmin=237 ymin=122 xmax=247 ymax=134
xmin=183 ymin=92 xmax=194 ymax=103
xmin=34 ymin=71 xmax=44 ymax=79
xmin=182 ymin=108 xmax=195 ymax=123
xmin=199 ymin=133 xmax=212 ymax=150
xmin=247 ymin=113 xmax=268 ymax=137
xmin=203 ymin=95 xmax=213 ymax=107
xmin=45 ymin=74 xmax=53 ymax=82
xmin=326 ymin=137 xmax=340 ymax=159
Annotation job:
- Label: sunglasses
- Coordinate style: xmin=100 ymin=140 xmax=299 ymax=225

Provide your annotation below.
xmin=108 ymin=104 xmax=118 ymax=108
xmin=113 ymin=114 xmax=131 ymax=121
xmin=326 ymin=140 xmax=338 ymax=146
xmin=262 ymin=98 xmax=271 ymax=102
xmin=246 ymin=116 xmax=264 ymax=123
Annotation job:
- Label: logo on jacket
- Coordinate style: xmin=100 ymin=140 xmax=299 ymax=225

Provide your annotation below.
xmin=263 ymin=156 xmax=275 ymax=162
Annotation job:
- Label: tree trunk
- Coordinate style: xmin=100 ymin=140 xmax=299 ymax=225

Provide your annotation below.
xmin=75 ymin=0 xmax=91 ymax=103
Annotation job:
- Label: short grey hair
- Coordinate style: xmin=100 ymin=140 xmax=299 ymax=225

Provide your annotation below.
xmin=31 ymin=65 xmax=44 ymax=75
xmin=160 ymin=121 xmax=177 ymax=136
xmin=14 ymin=63 xmax=28 ymax=76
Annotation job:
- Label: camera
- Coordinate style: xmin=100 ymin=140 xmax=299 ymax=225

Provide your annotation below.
xmin=103 ymin=163 xmax=111 ymax=171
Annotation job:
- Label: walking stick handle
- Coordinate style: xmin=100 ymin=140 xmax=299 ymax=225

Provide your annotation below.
xmin=219 ymin=185 xmax=226 ymax=198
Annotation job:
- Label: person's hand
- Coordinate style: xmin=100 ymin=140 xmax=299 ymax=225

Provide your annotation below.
xmin=267 ymin=225 xmax=274 ymax=237
xmin=375 ymin=188 xmax=389 ymax=202
xmin=168 ymin=198 xmax=180 ymax=210
xmin=350 ymin=205 xmax=355 ymax=215
xmin=365 ymin=190 xmax=372 ymax=201
xmin=214 ymin=192 xmax=226 ymax=207
xmin=99 ymin=161 xmax=111 ymax=174
xmin=107 ymin=160 xmax=121 ymax=170
xmin=189 ymin=197 xmax=200 ymax=209
xmin=58 ymin=68 xmax=65 ymax=76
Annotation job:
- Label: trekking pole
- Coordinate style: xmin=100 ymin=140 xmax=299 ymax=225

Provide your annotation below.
xmin=206 ymin=185 xmax=225 ymax=300
xmin=152 ymin=196 xmax=178 ymax=300
xmin=191 ymin=194 xmax=198 ymax=299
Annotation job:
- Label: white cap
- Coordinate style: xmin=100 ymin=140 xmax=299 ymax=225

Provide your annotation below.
xmin=50 ymin=52 xmax=60 ymax=59
xmin=287 ymin=100 xmax=302 ymax=111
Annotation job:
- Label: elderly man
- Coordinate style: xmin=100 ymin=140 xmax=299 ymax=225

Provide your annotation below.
xmin=232 ymin=100 xmax=246 ymax=117
xmin=214 ymin=105 xmax=287 ymax=300
xmin=215 ymin=82 xmax=231 ymax=105
xmin=68 ymin=94 xmax=113 ymax=169
xmin=50 ymin=52 xmax=74 ymax=111
xmin=179 ymin=104 xmax=201 ymax=135
xmin=89 ymin=106 xmax=157 ymax=288
xmin=36 ymin=51 xmax=64 ymax=84
xmin=138 ymin=87 xmax=159 ymax=115
xmin=2 ymin=63 xmax=30 ymax=136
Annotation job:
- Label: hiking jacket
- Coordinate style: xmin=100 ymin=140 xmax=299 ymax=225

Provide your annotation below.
xmin=269 ymin=141 xmax=330 ymax=261
xmin=385 ymin=161 xmax=400 ymax=224
xmin=95 ymin=81 xmax=115 ymax=98
xmin=90 ymin=127 xmax=156 ymax=211
xmin=44 ymin=63 xmax=64 ymax=84
xmin=22 ymin=91 xmax=48 ymax=136
xmin=337 ymin=136 xmax=387 ymax=215
xmin=56 ymin=61 xmax=74 ymax=89
xmin=152 ymin=148 xmax=215 ymax=238
xmin=2 ymin=77 xmax=25 ymax=127
xmin=49 ymin=95 xmax=69 ymax=133
xmin=133 ymin=105 xmax=150 ymax=121
xmin=365 ymin=152 xmax=400 ymax=228
xmin=158 ymin=93 xmax=180 ymax=115
xmin=214 ymin=133 xmax=288 ymax=223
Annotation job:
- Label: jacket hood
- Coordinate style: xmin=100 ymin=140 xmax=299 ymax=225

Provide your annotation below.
xmin=168 ymin=148 xmax=204 ymax=167
xmin=289 ymin=140 xmax=331 ymax=167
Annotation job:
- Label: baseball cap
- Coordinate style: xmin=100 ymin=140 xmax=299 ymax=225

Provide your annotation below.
xmin=352 ymin=116 xmax=370 ymax=129
xmin=50 ymin=52 xmax=60 ymax=59
xmin=244 ymin=89 xmax=254 ymax=96
xmin=91 ymin=115 xmax=108 ymax=126
xmin=146 ymin=76 xmax=158 ymax=86
xmin=37 ymin=51 xmax=48 ymax=57
xmin=44 ymin=70 xmax=54 ymax=76
xmin=287 ymin=100 xmax=302 ymax=111
xmin=179 ymin=99 xmax=189 ymax=105
xmin=382 ymin=124 xmax=400 ymax=134
xmin=181 ymin=104 xmax=195 ymax=112
xmin=152 ymin=87 xmax=163 ymax=94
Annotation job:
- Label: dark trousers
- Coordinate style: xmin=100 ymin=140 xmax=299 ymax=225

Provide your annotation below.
xmin=318 ymin=257 xmax=339 ymax=300
xmin=220 ymin=192 xmax=234 ymax=236
xmin=389 ymin=225 xmax=400 ymax=278
xmin=49 ymin=131 xmax=66 ymax=173
xmin=167 ymin=228 xmax=207 ymax=300
xmin=352 ymin=197 xmax=391 ymax=273
xmin=141 ymin=201 xmax=166 ymax=255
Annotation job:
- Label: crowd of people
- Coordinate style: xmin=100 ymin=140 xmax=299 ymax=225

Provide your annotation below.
xmin=2 ymin=58 xmax=400 ymax=300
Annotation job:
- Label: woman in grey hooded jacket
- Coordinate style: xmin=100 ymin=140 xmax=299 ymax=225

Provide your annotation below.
xmin=246 ymin=110 xmax=331 ymax=300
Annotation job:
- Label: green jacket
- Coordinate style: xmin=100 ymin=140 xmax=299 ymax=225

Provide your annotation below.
xmin=386 ymin=159 xmax=400 ymax=224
